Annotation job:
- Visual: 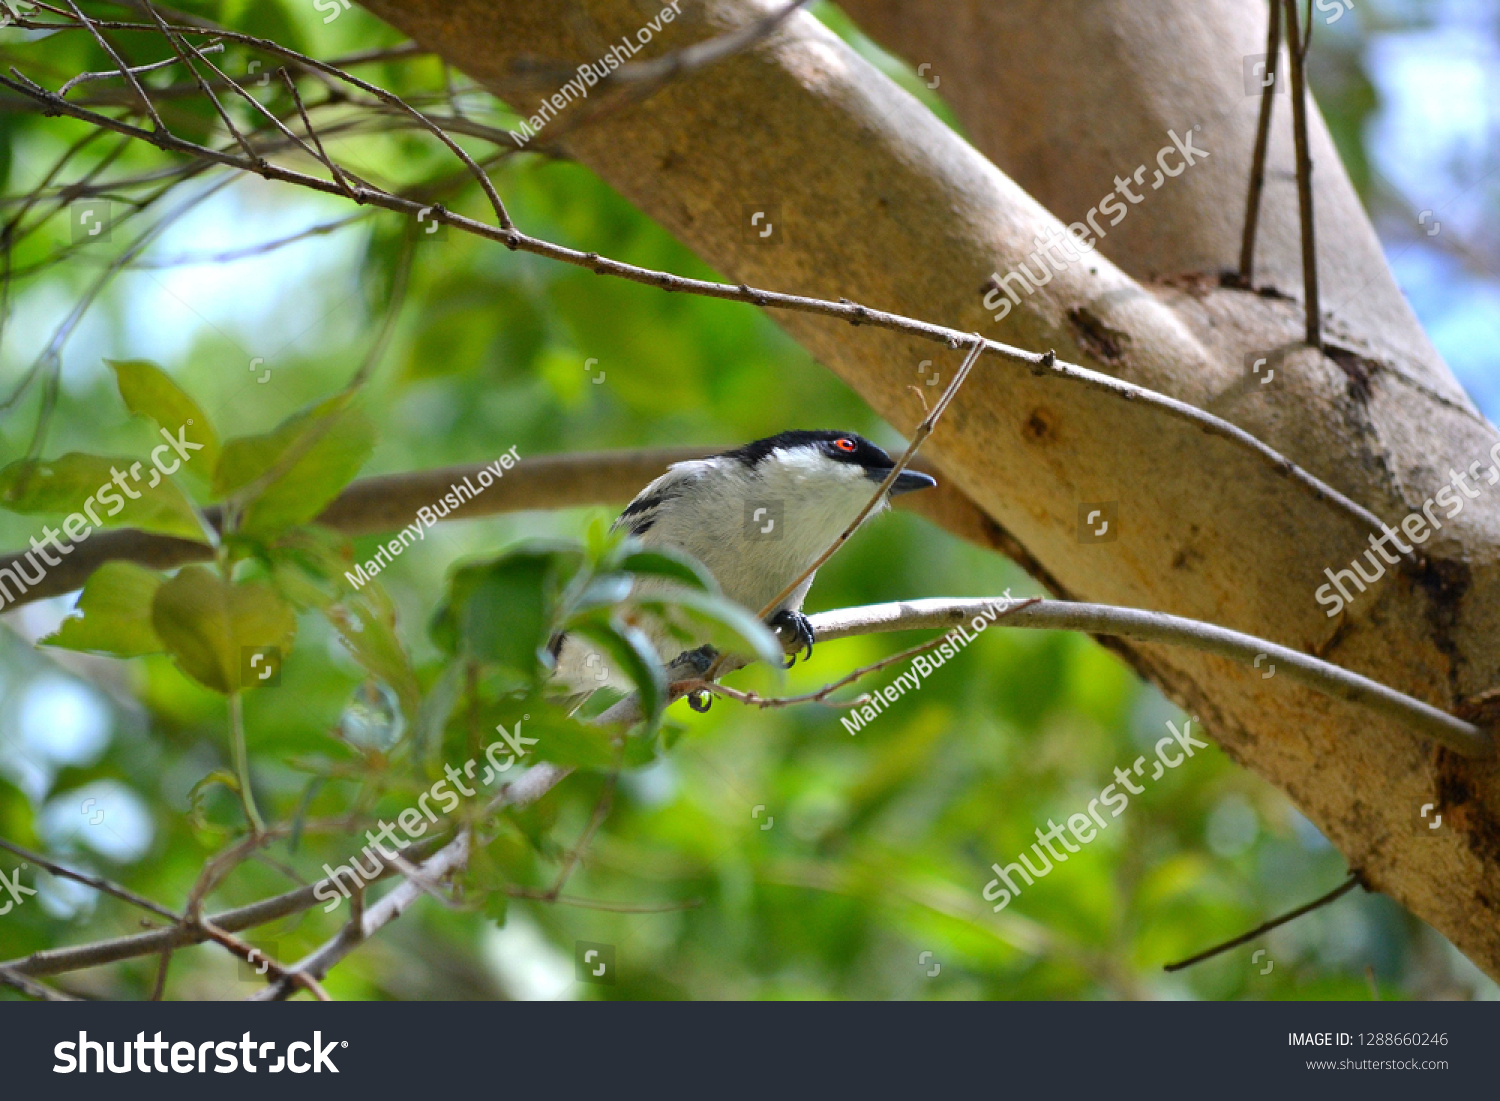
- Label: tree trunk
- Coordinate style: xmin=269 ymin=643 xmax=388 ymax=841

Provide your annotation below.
xmin=354 ymin=0 xmax=1500 ymax=978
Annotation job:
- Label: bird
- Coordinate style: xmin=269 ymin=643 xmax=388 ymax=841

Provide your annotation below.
xmin=550 ymin=430 xmax=936 ymax=698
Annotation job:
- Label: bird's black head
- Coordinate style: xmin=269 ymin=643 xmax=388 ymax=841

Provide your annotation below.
xmin=719 ymin=430 xmax=937 ymax=496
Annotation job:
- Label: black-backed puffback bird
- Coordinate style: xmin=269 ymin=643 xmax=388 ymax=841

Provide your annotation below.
xmin=551 ymin=430 xmax=936 ymax=693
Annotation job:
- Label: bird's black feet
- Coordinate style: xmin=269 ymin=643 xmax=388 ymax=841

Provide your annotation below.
xmin=668 ymin=644 xmax=719 ymax=679
xmin=669 ymin=645 xmax=718 ymax=712
xmin=768 ymin=608 xmax=815 ymax=667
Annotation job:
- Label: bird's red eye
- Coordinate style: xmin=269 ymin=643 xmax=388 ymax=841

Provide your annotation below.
xmin=833 ymin=438 xmax=857 ymax=453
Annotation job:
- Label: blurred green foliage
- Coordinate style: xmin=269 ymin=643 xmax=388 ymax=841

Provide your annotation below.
xmin=0 ymin=0 xmax=1492 ymax=1001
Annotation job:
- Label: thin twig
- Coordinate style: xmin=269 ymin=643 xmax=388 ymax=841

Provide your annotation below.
xmin=602 ymin=0 xmax=812 ymax=88
xmin=252 ymin=829 xmax=472 ymax=1000
xmin=249 ymin=758 xmax=573 ymax=999
xmin=764 ymin=335 xmax=988 ymax=623
xmin=1283 ymin=0 xmax=1321 ymax=348
xmin=31 ymin=6 xmax=512 ymax=227
xmin=57 ymin=45 xmax=221 ymax=97
xmin=1163 ymin=871 xmax=1361 ymax=971
xmin=0 ymin=964 xmax=80 ymax=1001
xmin=0 ymin=838 xmax=179 ymax=922
xmin=191 ymin=44 xmax=370 ymax=194
xmin=384 ymin=849 xmax=459 ymax=909
xmin=142 ymin=4 xmax=258 ymax=165
xmin=62 ymin=0 xmax=164 ymax=130
xmin=148 ymin=943 xmax=172 ymax=1000
xmin=126 ymin=211 xmax=368 ymax=267
xmin=1238 ymin=1 xmax=1281 ymax=284
xmin=198 ymin=917 xmax=331 ymax=1000
xmin=543 ymin=773 xmax=616 ymax=900
xmin=279 ymin=66 xmax=356 ymax=198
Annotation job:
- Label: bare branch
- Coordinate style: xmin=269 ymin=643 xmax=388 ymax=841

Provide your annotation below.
xmin=62 ymin=0 xmax=164 ymax=130
xmin=1283 ymin=0 xmax=1321 ymax=348
xmin=0 ymin=448 xmax=760 ymax=605
xmin=1163 ymin=871 xmax=1361 ymax=971
xmin=279 ymin=66 xmax=356 ymax=198
xmin=540 ymin=773 xmax=616 ymax=901
xmin=1238 ymin=1 xmax=1281 ymax=285
xmin=608 ymin=0 xmax=814 ymax=86
xmin=253 ymin=759 xmax=572 ymax=999
xmin=142 ymin=4 xmax=258 ymax=165
xmin=0 ymin=838 xmax=178 ymax=922
xmin=250 ymin=830 xmax=472 ymax=1000
xmin=509 ymin=0 xmax=816 ymax=146
xmin=0 ymin=964 xmax=80 ymax=1001
xmin=198 ymin=917 xmax=331 ymax=1000
xmin=806 ymin=598 xmax=1489 ymax=757
xmin=57 ymin=44 xmax=221 ymax=98
xmin=0 ymin=820 xmax=429 ymax=979
xmin=505 ymin=889 xmax=700 ymax=913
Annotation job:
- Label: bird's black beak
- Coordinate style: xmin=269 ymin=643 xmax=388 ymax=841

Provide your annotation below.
xmin=887 ymin=469 xmax=937 ymax=496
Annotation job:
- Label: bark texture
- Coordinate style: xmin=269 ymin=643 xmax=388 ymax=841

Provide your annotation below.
xmin=353 ymin=0 xmax=1500 ymax=977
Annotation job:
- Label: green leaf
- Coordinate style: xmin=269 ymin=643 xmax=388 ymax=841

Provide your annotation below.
xmin=187 ymin=769 xmax=240 ymax=833
xmin=637 ymin=586 xmax=785 ymax=672
xmin=621 ymin=726 xmax=664 ymax=769
xmin=0 ymin=453 xmax=205 ymax=540
xmin=151 ymin=566 xmax=297 ymax=693
xmin=568 ymin=572 xmax=634 ymax=616
xmin=107 ymin=359 xmax=220 ymax=476
xmin=614 ymin=546 xmax=716 ymax=592
xmin=267 ymin=525 xmax=359 ymax=611
xmin=289 ymin=776 xmax=324 ymax=854
xmin=525 ymin=716 xmax=621 ymax=770
xmin=484 ymin=888 xmax=509 ymax=926
xmin=213 ymin=394 xmax=375 ymax=538
xmin=41 ymin=561 xmax=164 ymax=657
xmin=584 ymin=516 xmax=612 ymax=563
xmin=429 ymin=542 xmax=582 ymax=672
xmin=568 ymin=615 xmax=667 ymax=726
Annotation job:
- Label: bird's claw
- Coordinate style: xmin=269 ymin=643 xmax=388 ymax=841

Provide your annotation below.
xmin=669 ymin=645 xmax=719 ymax=678
xmin=670 ymin=647 xmax=718 ymax=712
xmin=769 ymin=609 xmax=815 ymax=668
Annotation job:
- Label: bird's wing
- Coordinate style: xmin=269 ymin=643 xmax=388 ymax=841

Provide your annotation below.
xmin=546 ymin=460 xmax=717 ymax=687
xmin=610 ymin=459 xmax=713 ymax=538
